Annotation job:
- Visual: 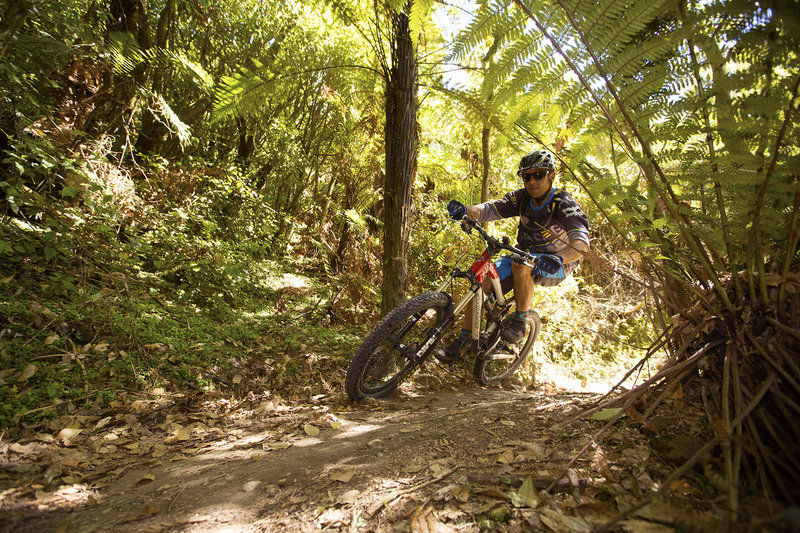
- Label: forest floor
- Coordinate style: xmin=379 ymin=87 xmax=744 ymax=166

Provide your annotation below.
xmin=1 ymin=359 xmax=745 ymax=533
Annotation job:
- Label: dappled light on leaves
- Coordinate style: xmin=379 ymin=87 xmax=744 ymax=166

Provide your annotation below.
xmin=0 ymin=0 xmax=797 ymax=529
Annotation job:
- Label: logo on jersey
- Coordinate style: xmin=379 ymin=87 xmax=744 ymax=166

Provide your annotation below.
xmin=562 ymin=205 xmax=584 ymax=218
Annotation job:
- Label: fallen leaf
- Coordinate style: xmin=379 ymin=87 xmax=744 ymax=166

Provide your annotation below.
xmin=488 ymin=505 xmax=511 ymax=522
xmin=329 ymin=421 xmax=343 ymax=430
xmin=430 ymin=460 xmax=451 ymax=477
xmin=166 ymin=425 xmax=192 ymax=443
xmin=16 ymin=364 xmax=37 ymax=382
xmin=1 ymin=274 xmax=14 ymax=283
xmin=151 ymin=444 xmax=169 ymax=458
xmin=566 ymin=468 xmax=580 ymax=487
xmin=410 ymin=505 xmax=443 ymax=531
xmin=34 ymin=433 xmax=55 ymax=443
xmin=94 ymin=417 xmax=112 ymax=430
xmin=330 ymin=470 xmax=356 ymax=483
xmin=590 ymin=408 xmax=623 ymax=421
xmin=57 ymin=427 xmax=83 ymax=446
xmin=262 ymin=442 xmax=291 ymax=451
xmin=539 ymin=509 xmax=592 ymax=532
xmin=243 ymin=480 xmax=260 ymax=492
xmin=591 ymin=445 xmax=616 ymax=482
xmin=136 ymin=474 xmax=155 ymax=485
xmin=497 ymin=449 xmax=515 ymax=464
xmin=336 ymin=489 xmax=360 ymax=505
xmin=303 ymin=424 xmax=320 ymax=437
xmin=403 ymin=459 xmax=427 ymax=473
xmin=44 ymin=335 xmax=59 ymax=345
xmin=450 ymin=485 xmax=470 ymax=502
xmin=474 ymin=486 xmax=507 ymax=499
xmin=509 ymin=476 xmax=540 ymax=508
xmin=232 ymin=374 xmax=243 ymax=384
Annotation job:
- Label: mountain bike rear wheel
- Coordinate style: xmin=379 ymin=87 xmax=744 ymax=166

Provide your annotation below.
xmin=473 ymin=311 xmax=540 ymax=386
xmin=345 ymin=292 xmax=452 ymax=400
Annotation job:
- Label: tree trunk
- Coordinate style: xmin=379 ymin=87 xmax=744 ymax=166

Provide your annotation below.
xmin=136 ymin=0 xmax=174 ymax=154
xmin=103 ymin=0 xmax=151 ymax=152
xmin=381 ymin=10 xmax=417 ymax=316
xmin=480 ymin=125 xmax=490 ymax=203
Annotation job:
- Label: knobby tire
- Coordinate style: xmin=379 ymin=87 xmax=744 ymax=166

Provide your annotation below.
xmin=345 ymin=292 xmax=452 ymax=400
xmin=473 ymin=311 xmax=540 ymax=386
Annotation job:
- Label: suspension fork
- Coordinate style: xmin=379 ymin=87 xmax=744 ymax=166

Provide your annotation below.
xmin=438 ymin=274 xmax=506 ymax=353
xmin=471 ymin=275 xmax=506 ymax=341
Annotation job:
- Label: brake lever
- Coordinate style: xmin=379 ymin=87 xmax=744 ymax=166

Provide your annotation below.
xmin=510 ymin=251 xmax=539 ymax=269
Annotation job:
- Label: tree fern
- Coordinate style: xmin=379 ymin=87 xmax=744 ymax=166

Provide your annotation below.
xmin=449 ymin=2 xmax=512 ymax=63
xmin=408 ymin=0 xmax=434 ymax=48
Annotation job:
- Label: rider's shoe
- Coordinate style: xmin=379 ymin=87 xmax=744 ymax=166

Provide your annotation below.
xmin=435 ymin=331 xmax=469 ymax=364
xmin=501 ymin=315 xmax=528 ymax=344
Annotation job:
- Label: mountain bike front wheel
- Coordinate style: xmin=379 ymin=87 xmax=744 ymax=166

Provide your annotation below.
xmin=473 ymin=311 xmax=540 ymax=386
xmin=345 ymin=292 xmax=453 ymax=400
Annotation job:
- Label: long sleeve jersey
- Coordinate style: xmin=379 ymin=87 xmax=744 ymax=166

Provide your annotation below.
xmin=475 ymin=188 xmax=590 ymax=256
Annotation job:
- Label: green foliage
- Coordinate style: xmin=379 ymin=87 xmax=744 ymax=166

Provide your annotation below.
xmin=448 ymin=0 xmax=799 ymax=319
xmin=408 ymin=0 xmax=435 ymax=48
xmin=533 ymin=277 xmax=655 ymax=380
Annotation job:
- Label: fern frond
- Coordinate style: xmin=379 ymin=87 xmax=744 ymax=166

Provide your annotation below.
xmin=595 ymin=0 xmax=673 ymax=56
xmin=107 ymin=32 xmax=145 ymax=75
xmin=149 ymin=91 xmax=192 ymax=147
xmin=212 ymin=61 xmax=277 ymax=120
xmin=171 ymin=52 xmax=214 ymax=93
xmin=409 ymin=0 xmax=434 ymax=48
xmin=449 ymin=3 xmax=506 ymax=62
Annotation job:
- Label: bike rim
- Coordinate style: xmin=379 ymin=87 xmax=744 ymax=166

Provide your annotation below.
xmin=480 ymin=317 xmax=538 ymax=382
xmin=359 ymin=307 xmax=444 ymax=394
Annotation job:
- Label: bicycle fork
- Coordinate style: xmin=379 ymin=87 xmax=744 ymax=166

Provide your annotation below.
xmin=442 ymin=273 xmax=508 ymax=356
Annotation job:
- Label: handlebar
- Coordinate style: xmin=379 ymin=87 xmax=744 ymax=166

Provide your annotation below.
xmin=457 ymin=217 xmax=539 ymax=268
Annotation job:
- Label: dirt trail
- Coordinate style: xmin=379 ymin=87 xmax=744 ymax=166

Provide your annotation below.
xmin=4 ymin=385 xmax=624 ymax=532
xmin=3 ymin=375 xmax=717 ymax=533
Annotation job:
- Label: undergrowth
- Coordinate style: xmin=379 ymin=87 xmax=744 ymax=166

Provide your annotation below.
xmin=531 ymin=275 xmax=656 ymax=386
xmin=0 ymin=157 xmax=365 ymax=428
xmin=0 ymin=145 xmax=653 ymax=427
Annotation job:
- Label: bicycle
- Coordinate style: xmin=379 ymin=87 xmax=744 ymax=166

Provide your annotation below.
xmin=345 ymin=216 xmax=547 ymax=401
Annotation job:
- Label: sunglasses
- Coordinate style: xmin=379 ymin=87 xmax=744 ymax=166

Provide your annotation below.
xmin=520 ymin=169 xmax=550 ymax=182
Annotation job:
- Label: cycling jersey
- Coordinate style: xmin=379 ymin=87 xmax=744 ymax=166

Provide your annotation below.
xmin=476 ymin=188 xmax=590 ymax=253
xmin=476 ymin=188 xmax=590 ymax=287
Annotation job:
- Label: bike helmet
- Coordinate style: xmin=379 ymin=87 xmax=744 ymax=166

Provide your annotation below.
xmin=517 ymin=150 xmax=556 ymax=175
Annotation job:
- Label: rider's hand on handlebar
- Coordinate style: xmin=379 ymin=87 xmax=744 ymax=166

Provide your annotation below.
xmin=447 ymin=200 xmax=467 ymax=221
xmin=535 ymin=254 xmax=563 ymax=275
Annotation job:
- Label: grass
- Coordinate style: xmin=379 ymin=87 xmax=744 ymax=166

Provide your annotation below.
xmin=0 ymin=242 xmax=364 ymax=427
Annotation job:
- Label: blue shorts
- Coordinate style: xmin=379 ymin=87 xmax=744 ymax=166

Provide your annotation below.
xmin=494 ymin=253 xmax=576 ymax=292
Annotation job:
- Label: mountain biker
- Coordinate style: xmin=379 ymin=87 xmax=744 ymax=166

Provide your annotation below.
xmin=438 ymin=149 xmax=590 ymax=362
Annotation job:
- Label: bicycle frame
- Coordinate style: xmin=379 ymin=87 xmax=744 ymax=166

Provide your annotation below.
xmin=436 ymin=249 xmax=507 ymax=351
xmin=392 ymin=218 xmax=538 ymax=364
xmin=345 ymin=216 xmax=546 ymax=400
